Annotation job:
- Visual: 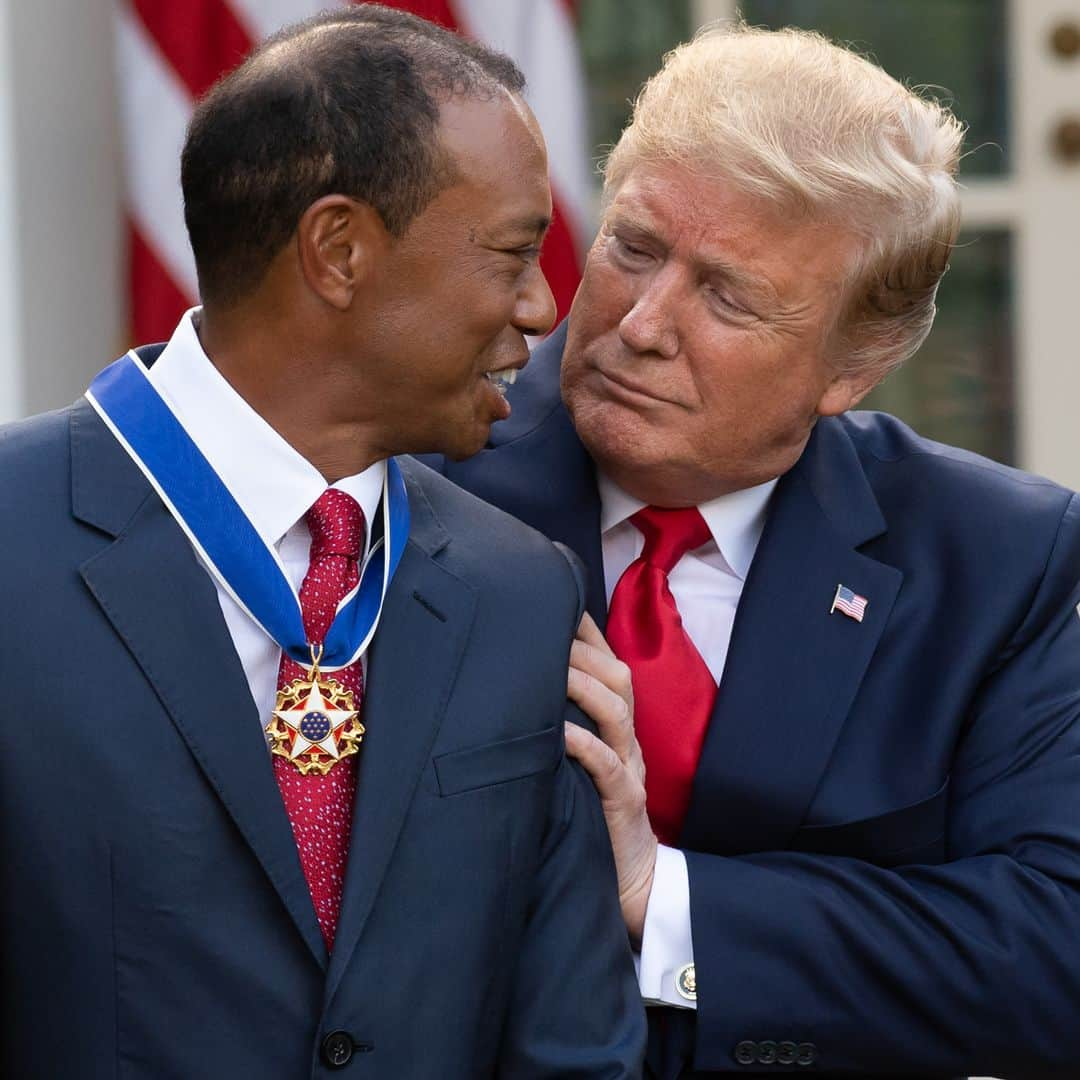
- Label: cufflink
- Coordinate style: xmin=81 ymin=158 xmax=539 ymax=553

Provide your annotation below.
xmin=675 ymin=962 xmax=697 ymax=1001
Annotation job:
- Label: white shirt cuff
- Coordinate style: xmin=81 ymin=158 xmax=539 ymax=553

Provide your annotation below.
xmin=635 ymin=844 xmax=696 ymax=1009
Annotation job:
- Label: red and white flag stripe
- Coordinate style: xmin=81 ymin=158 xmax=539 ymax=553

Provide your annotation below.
xmin=116 ymin=0 xmax=590 ymax=346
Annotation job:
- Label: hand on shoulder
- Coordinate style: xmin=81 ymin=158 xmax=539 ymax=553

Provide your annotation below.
xmin=565 ymin=612 xmax=658 ymax=945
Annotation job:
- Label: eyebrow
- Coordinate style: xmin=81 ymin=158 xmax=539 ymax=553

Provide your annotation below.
xmin=492 ymin=214 xmax=552 ymax=241
xmin=610 ymin=211 xmax=778 ymax=301
xmin=699 ymin=258 xmax=778 ymax=303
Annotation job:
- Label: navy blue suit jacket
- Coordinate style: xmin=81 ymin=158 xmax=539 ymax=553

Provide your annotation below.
xmin=423 ymin=323 xmax=1080 ymax=1078
xmin=0 ymin=373 xmax=646 ymax=1078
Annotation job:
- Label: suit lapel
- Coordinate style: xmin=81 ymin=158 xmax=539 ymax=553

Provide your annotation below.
xmin=324 ymin=459 xmax=477 ymax=1002
xmin=71 ymin=401 xmax=328 ymax=968
xmin=681 ymin=418 xmax=903 ymax=855
xmin=452 ymin=334 xmax=904 ymax=855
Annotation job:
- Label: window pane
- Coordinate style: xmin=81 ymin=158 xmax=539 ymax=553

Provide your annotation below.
xmin=863 ymin=230 xmax=1015 ymax=465
xmin=579 ymin=0 xmax=693 ymax=167
xmin=741 ymin=0 xmax=1009 ymax=176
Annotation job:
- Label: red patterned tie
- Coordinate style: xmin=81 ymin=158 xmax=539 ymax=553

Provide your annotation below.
xmin=273 ymin=488 xmax=365 ymax=951
xmin=606 ymin=507 xmax=718 ymax=846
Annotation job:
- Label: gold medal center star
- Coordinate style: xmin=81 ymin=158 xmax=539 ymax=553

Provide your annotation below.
xmin=272 ymin=679 xmax=357 ymax=763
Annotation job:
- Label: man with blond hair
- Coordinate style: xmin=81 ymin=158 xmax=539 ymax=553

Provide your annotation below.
xmin=427 ymin=22 xmax=1080 ymax=1079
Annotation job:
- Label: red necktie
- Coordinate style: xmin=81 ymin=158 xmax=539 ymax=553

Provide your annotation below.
xmin=273 ymin=488 xmax=365 ymax=951
xmin=606 ymin=507 xmax=718 ymax=846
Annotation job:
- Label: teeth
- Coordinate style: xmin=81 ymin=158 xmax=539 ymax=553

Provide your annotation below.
xmin=485 ymin=367 xmax=518 ymax=395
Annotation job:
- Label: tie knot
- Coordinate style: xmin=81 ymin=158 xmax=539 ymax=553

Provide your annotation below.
xmin=306 ymin=488 xmax=366 ymax=562
xmin=631 ymin=506 xmax=711 ymax=574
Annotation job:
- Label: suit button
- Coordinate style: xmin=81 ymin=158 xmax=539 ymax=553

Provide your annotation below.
xmin=734 ymin=1041 xmax=757 ymax=1065
xmin=757 ymin=1040 xmax=777 ymax=1064
xmin=796 ymin=1041 xmax=817 ymax=1066
xmin=321 ymin=1031 xmax=354 ymax=1068
xmin=777 ymin=1041 xmax=797 ymax=1065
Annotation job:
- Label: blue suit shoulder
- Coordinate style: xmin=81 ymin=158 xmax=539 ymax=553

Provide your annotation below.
xmin=399 ymin=455 xmax=585 ymax=615
xmin=841 ymin=409 xmax=1076 ymax=545
xmin=0 ymin=406 xmax=72 ymax=484
xmin=0 ymin=406 xmax=76 ymax=529
xmin=835 ymin=411 xmax=1080 ymax=646
xmin=842 ymin=409 xmax=1070 ymax=501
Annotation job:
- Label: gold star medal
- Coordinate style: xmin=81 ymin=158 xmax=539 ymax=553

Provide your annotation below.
xmin=265 ymin=645 xmax=364 ymax=775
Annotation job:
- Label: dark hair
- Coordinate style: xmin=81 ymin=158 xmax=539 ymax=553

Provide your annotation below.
xmin=181 ymin=5 xmax=525 ymax=305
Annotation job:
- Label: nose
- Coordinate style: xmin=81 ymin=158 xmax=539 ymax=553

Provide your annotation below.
xmin=514 ymin=263 xmax=558 ymax=338
xmin=618 ymin=264 xmax=680 ymax=358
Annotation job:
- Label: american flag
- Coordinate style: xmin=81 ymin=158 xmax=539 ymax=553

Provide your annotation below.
xmin=115 ymin=0 xmax=590 ymax=346
xmin=831 ymin=584 xmax=868 ymax=623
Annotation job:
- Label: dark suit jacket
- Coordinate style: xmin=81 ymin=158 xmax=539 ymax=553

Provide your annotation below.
xmin=0 ymin=384 xmax=646 ymax=1078
xmin=422 ymin=323 xmax=1080 ymax=1079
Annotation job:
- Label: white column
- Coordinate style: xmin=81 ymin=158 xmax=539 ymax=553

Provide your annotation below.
xmin=0 ymin=0 xmax=124 ymax=424
xmin=0 ymin=0 xmax=24 ymax=420
xmin=1011 ymin=0 xmax=1080 ymax=487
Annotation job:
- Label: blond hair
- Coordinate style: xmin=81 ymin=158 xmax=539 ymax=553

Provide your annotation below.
xmin=604 ymin=23 xmax=965 ymax=383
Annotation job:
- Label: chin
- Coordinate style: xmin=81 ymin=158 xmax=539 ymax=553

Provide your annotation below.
xmin=575 ymin=402 xmax=667 ymax=468
xmin=440 ymin=425 xmax=492 ymax=462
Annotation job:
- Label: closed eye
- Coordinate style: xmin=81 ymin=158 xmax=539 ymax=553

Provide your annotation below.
xmin=705 ymin=283 xmax=755 ymax=319
xmin=610 ymin=234 xmax=654 ymax=265
xmin=496 ymin=243 xmax=543 ymax=266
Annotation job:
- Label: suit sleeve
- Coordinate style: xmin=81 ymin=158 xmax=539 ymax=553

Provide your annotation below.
xmin=686 ymin=493 xmax=1080 ymax=1076
xmin=496 ymin=750 xmax=647 ymax=1078
xmin=496 ymin=546 xmax=647 ymax=1078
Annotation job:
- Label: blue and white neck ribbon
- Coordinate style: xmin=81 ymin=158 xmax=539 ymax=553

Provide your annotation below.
xmin=85 ymin=351 xmax=410 ymax=671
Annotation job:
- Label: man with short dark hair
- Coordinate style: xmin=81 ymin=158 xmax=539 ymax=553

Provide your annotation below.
xmin=0 ymin=9 xmax=644 ymax=1077
xmin=431 ymin=23 xmax=1080 ymax=1080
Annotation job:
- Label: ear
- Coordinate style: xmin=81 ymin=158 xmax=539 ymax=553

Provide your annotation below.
xmin=815 ymin=366 xmax=881 ymax=417
xmin=296 ymin=195 xmax=389 ymax=311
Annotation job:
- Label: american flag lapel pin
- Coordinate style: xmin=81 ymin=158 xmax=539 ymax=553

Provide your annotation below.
xmin=830 ymin=583 xmax=868 ymax=623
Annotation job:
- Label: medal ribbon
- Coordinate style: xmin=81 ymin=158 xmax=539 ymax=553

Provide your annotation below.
xmin=85 ymin=351 xmax=410 ymax=670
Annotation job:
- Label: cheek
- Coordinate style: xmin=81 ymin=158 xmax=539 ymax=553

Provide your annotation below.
xmin=569 ymin=385 xmax=686 ymax=463
xmin=690 ymin=330 xmax=806 ymax=403
xmin=571 ymin=260 xmax=633 ymax=327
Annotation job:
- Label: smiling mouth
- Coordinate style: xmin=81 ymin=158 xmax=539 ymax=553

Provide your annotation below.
xmin=484 ymin=366 xmax=520 ymax=397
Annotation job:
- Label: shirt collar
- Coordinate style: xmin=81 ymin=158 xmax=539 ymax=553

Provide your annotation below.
xmin=145 ymin=308 xmax=385 ymax=546
xmin=598 ymin=471 xmax=777 ymax=581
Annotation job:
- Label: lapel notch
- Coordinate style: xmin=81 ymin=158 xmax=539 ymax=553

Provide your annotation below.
xmin=72 ymin=402 xmax=329 ymax=968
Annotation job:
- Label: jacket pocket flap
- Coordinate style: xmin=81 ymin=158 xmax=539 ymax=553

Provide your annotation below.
xmin=790 ymin=777 xmax=949 ymax=865
xmin=434 ymin=725 xmax=562 ymax=796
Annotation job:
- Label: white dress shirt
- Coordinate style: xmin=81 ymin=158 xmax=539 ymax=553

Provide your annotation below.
xmin=598 ymin=473 xmax=777 ymax=1008
xmin=146 ymin=309 xmax=386 ymax=730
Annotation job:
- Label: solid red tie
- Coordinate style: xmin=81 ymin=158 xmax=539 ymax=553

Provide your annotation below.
xmin=606 ymin=507 xmax=718 ymax=846
xmin=273 ymin=488 xmax=365 ymax=951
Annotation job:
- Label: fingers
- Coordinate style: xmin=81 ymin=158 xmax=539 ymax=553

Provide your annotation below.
xmin=569 ymin=637 xmax=633 ymax=705
xmin=564 ymin=721 xmax=641 ymax=811
xmin=567 ymin=658 xmax=635 ymax=761
xmin=564 ymin=721 xmax=622 ymax=794
xmin=576 ymin=610 xmax=614 ymax=655
xmin=568 ymin=616 xmax=635 ymax=761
